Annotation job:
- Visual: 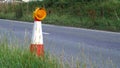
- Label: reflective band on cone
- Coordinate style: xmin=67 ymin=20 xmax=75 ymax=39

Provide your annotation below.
xmin=30 ymin=44 xmax=44 ymax=56
xmin=30 ymin=21 xmax=44 ymax=56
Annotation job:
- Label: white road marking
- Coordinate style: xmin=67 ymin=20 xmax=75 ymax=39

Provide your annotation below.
xmin=43 ymin=32 xmax=50 ymax=35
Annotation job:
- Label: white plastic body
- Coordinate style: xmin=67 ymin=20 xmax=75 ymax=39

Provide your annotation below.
xmin=31 ymin=21 xmax=43 ymax=44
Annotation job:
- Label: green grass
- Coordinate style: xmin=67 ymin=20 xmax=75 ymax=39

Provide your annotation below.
xmin=0 ymin=36 xmax=86 ymax=68
xmin=0 ymin=31 xmax=118 ymax=68
xmin=0 ymin=40 xmax=59 ymax=68
xmin=0 ymin=0 xmax=120 ymax=32
xmin=0 ymin=40 xmax=117 ymax=68
xmin=0 ymin=12 xmax=15 ymax=19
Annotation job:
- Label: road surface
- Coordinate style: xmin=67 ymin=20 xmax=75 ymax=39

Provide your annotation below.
xmin=0 ymin=19 xmax=120 ymax=68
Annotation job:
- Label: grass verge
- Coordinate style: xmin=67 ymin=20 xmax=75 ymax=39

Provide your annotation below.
xmin=0 ymin=27 xmax=117 ymax=68
xmin=0 ymin=40 xmax=59 ymax=68
xmin=0 ymin=1 xmax=120 ymax=32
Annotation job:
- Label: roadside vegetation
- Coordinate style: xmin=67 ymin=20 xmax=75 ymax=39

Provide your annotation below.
xmin=0 ymin=0 xmax=120 ymax=32
xmin=0 ymin=35 xmax=116 ymax=68
xmin=0 ymin=32 xmax=88 ymax=68
xmin=0 ymin=38 xmax=60 ymax=68
xmin=0 ymin=24 xmax=117 ymax=68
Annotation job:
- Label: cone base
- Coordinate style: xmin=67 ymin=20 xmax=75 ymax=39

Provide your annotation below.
xmin=30 ymin=44 xmax=44 ymax=56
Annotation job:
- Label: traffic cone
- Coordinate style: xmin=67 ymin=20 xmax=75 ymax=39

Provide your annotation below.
xmin=30 ymin=7 xmax=46 ymax=56
xmin=30 ymin=20 xmax=44 ymax=56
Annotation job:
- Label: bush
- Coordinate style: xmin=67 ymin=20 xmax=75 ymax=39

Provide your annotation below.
xmin=0 ymin=1 xmax=120 ymax=32
xmin=15 ymin=4 xmax=23 ymax=19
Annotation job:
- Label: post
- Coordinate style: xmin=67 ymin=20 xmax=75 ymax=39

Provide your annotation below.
xmin=30 ymin=7 xmax=46 ymax=56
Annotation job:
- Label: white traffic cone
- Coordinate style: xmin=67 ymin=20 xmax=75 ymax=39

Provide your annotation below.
xmin=30 ymin=7 xmax=46 ymax=56
xmin=30 ymin=20 xmax=44 ymax=56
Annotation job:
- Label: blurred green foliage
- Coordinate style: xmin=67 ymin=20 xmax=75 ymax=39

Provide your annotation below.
xmin=0 ymin=0 xmax=120 ymax=32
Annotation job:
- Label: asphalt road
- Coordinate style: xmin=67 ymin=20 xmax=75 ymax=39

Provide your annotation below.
xmin=0 ymin=19 xmax=120 ymax=68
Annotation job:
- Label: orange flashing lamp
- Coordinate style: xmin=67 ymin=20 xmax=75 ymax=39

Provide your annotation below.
xmin=33 ymin=7 xmax=47 ymax=21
